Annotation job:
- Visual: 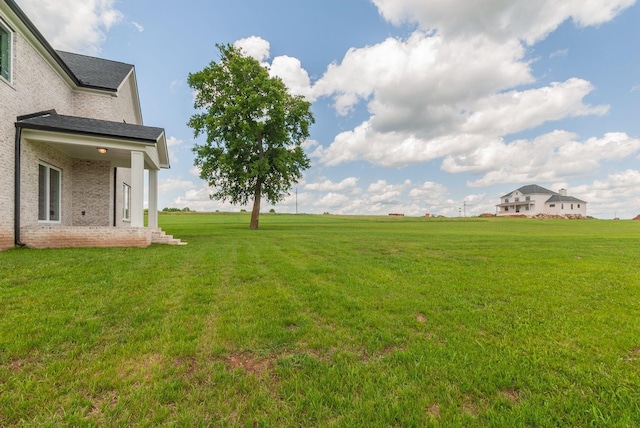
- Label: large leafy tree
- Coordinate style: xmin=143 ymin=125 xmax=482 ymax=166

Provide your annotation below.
xmin=188 ymin=44 xmax=314 ymax=229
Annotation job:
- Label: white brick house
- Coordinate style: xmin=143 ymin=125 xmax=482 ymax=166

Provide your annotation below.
xmin=496 ymin=184 xmax=587 ymax=217
xmin=1 ymin=0 xmax=179 ymax=250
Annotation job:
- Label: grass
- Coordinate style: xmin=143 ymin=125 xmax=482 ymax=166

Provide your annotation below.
xmin=1 ymin=213 xmax=640 ymax=426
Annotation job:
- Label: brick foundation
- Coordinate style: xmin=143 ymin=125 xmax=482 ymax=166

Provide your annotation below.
xmin=20 ymin=226 xmax=152 ymax=249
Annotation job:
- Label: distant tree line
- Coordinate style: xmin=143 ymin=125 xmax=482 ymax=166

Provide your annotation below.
xmin=162 ymin=207 xmax=194 ymax=212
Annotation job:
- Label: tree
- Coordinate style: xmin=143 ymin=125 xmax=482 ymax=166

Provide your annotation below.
xmin=187 ymin=44 xmax=314 ymax=230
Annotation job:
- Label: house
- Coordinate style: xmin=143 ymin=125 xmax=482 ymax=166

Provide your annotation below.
xmin=1 ymin=0 xmax=182 ymax=250
xmin=496 ymin=184 xmax=587 ymax=217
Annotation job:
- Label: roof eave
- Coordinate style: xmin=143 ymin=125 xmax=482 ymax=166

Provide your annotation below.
xmin=15 ymin=121 xmax=159 ymax=145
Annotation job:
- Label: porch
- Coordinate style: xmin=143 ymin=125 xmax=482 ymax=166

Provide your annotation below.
xmin=14 ymin=111 xmax=182 ymax=249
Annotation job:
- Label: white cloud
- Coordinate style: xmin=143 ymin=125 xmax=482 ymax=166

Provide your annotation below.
xmin=159 ymin=177 xmax=196 ymax=193
xmin=408 ymin=181 xmax=449 ymax=202
xmin=367 ymin=179 xmax=411 ymax=204
xmin=269 ymin=55 xmax=315 ymax=100
xmin=131 ymin=21 xmax=144 ymax=33
xmin=442 ymin=131 xmax=640 ymax=187
xmin=234 ymin=36 xmax=270 ymax=62
xmin=304 ymin=177 xmax=359 ymax=192
xmin=314 ymin=32 xmax=531 ymax=118
xmin=165 ymin=136 xmax=184 ymax=164
xmin=17 ymin=0 xmax=124 ymax=55
xmin=570 ymin=170 xmax=640 ymax=218
xmin=371 ymin=0 xmax=635 ymax=44
xmin=550 ymin=49 xmax=569 ymax=59
xmin=313 ymin=192 xmax=352 ymax=209
xmin=462 ymin=78 xmax=610 ymax=136
xmin=312 ymin=33 xmax=613 ymax=170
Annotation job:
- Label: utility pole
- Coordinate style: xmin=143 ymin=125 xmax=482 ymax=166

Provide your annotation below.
xmin=463 ymin=200 xmax=466 ymax=217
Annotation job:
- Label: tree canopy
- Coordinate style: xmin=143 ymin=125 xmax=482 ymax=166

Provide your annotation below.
xmin=187 ymin=44 xmax=314 ymax=229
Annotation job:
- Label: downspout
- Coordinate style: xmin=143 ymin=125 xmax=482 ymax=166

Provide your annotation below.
xmin=14 ymin=125 xmax=26 ymax=247
xmin=113 ymin=167 xmax=117 ymax=227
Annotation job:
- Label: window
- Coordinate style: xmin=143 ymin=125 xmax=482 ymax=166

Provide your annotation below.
xmin=525 ymin=206 xmax=530 ymax=211
xmin=525 ymin=196 xmax=530 ymax=201
xmin=122 ymin=184 xmax=131 ymax=221
xmin=504 ymin=199 xmax=509 ymax=203
xmin=515 ymin=197 xmax=520 ymax=202
xmin=38 ymin=163 xmax=61 ymax=222
xmin=549 ymin=204 xmax=555 ymax=208
xmin=0 ymin=20 xmax=11 ymax=82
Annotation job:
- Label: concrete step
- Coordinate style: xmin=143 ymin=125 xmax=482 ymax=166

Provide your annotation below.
xmin=150 ymin=228 xmax=187 ymax=246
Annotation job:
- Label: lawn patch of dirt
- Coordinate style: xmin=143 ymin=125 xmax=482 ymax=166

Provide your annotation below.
xmin=225 ymin=353 xmax=276 ymax=375
xmin=501 ymin=388 xmax=521 ymax=404
xmin=425 ymin=403 xmax=440 ymax=419
xmin=624 ymin=348 xmax=640 ymax=362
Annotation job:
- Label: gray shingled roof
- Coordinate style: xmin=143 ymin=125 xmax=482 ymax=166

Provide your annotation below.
xmin=546 ymin=195 xmax=586 ymax=204
xmin=4 ymin=0 xmax=132 ymax=92
xmin=16 ymin=112 xmax=163 ymax=143
xmin=501 ymin=184 xmax=557 ymax=198
xmin=57 ymin=51 xmax=133 ymax=91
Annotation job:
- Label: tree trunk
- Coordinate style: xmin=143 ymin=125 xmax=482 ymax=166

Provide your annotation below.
xmin=250 ymin=177 xmax=262 ymax=230
xmin=250 ymin=131 xmax=264 ymax=230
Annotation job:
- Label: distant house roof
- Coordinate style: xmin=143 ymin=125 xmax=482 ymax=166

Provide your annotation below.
xmin=16 ymin=111 xmax=163 ymax=143
xmin=501 ymin=184 xmax=557 ymax=198
xmin=546 ymin=195 xmax=586 ymax=204
xmin=57 ymin=51 xmax=134 ymax=92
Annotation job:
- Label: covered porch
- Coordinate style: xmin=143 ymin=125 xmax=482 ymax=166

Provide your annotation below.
xmin=15 ymin=111 xmax=184 ymax=248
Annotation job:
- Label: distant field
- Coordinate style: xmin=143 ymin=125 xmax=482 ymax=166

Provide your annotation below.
xmin=1 ymin=214 xmax=640 ymax=426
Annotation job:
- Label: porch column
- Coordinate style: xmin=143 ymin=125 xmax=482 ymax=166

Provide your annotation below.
xmin=131 ymin=151 xmax=145 ymax=228
xmin=148 ymin=169 xmax=158 ymax=229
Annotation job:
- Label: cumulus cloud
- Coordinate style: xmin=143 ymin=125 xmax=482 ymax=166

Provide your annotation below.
xmin=442 ymin=131 xmax=640 ymax=187
xmin=233 ymin=36 xmax=315 ymax=101
xmin=234 ymin=36 xmax=270 ymax=63
xmin=304 ymin=177 xmax=359 ymax=192
xmin=159 ymin=177 xmax=196 ymax=193
xmin=269 ymin=56 xmax=315 ymax=100
xmin=408 ymin=181 xmax=449 ymax=202
xmin=312 ymin=29 xmax=612 ymax=169
xmin=17 ymin=0 xmax=123 ymax=55
xmin=314 ymin=32 xmax=532 ymax=118
xmin=570 ymin=170 xmax=640 ymax=218
xmin=371 ymin=0 xmax=635 ymax=44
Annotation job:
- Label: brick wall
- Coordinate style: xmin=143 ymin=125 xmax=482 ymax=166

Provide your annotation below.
xmin=21 ymin=226 xmax=152 ymax=249
xmin=1 ymin=23 xmax=75 ymax=249
xmin=1 ymin=5 xmax=147 ymax=251
xmin=71 ymin=160 xmax=112 ymax=226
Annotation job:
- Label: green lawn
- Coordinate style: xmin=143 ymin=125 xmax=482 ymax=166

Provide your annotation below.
xmin=1 ymin=214 xmax=640 ymax=426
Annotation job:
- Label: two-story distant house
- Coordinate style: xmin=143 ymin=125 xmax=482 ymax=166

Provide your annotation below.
xmin=1 ymin=0 xmax=182 ymax=250
xmin=496 ymin=184 xmax=587 ymax=217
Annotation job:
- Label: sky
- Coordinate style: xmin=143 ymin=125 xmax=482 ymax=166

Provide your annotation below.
xmin=16 ymin=0 xmax=640 ymax=218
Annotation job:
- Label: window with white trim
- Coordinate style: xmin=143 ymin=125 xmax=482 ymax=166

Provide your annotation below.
xmin=38 ymin=163 xmax=61 ymax=222
xmin=123 ymin=184 xmax=131 ymax=221
xmin=0 ymin=20 xmax=12 ymax=82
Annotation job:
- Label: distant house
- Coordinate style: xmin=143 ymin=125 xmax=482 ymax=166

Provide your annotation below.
xmin=496 ymin=185 xmax=587 ymax=217
xmin=1 ymin=0 xmax=182 ymax=250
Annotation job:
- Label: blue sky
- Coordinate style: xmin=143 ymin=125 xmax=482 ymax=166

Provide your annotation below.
xmin=17 ymin=0 xmax=640 ymax=218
